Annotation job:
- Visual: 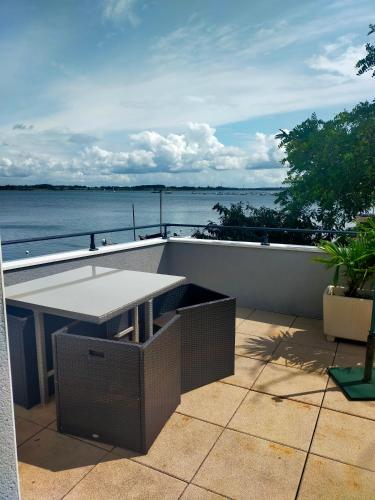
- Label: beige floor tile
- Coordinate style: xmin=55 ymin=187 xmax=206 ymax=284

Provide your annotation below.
xmin=237 ymin=319 xmax=289 ymax=338
xmin=222 ymin=355 xmax=265 ymax=389
xmin=113 ymin=413 xmax=222 ymax=481
xmin=16 ymin=418 xmax=43 ymax=447
xmin=288 ymin=322 xmax=337 ymax=351
xmin=181 ymin=484 xmax=227 ymax=499
xmin=229 ymin=391 xmax=319 ymax=451
xmin=311 ymin=408 xmax=375 ymax=471
xmin=14 ymin=400 xmax=56 ymax=427
xmin=235 ymin=332 xmax=281 ymax=360
xmin=332 ymin=353 xmax=367 ymax=368
xmin=253 ymin=363 xmax=328 ymax=406
xmin=271 ymin=340 xmax=335 ymax=373
xmin=193 ymin=429 xmax=306 ymax=500
xmin=236 ymin=307 xmax=254 ymax=319
xmin=336 ymin=340 xmax=367 ymax=356
xmin=251 ymin=310 xmax=296 ymax=327
xmin=47 ymin=420 xmax=113 ymax=451
xmin=333 ymin=341 xmax=375 ymax=372
xmin=298 ymin=454 xmax=375 ymax=500
xmin=291 ymin=317 xmax=323 ymax=331
xmin=322 ymin=378 xmax=375 ymax=420
xmin=236 ymin=307 xmax=254 ymax=327
xmin=18 ymin=428 xmax=107 ymax=500
xmin=236 ymin=309 xmax=294 ymax=339
xmin=333 ymin=341 xmax=370 ymax=368
xmin=65 ymin=453 xmax=186 ymax=499
xmin=177 ymin=382 xmax=247 ymax=426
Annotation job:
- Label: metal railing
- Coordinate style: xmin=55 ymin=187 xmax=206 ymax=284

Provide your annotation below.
xmin=2 ymin=224 xmax=163 ymax=252
xmin=166 ymin=223 xmax=357 ymax=245
xmin=1 ymin=222 xmax=357 ymax=253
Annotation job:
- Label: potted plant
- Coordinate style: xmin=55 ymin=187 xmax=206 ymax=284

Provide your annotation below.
xmin=315 ymin=221 xmax=375 ymax=342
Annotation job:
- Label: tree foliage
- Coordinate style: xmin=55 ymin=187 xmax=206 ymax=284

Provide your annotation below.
xmin=275 ymin=101 xmax=375 ymax=230
xmin=192 ymin=202 xmax=319 ymax=245
xmin=356 ymin=24 xmax=375 ymax=77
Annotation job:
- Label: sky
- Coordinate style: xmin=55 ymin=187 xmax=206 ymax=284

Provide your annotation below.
xmin=0 ymin=0 xmax=373 ymax=187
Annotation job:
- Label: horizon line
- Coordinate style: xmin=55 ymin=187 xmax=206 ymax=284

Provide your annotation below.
xmin=0 ymin=183 xmax=284 ymax=190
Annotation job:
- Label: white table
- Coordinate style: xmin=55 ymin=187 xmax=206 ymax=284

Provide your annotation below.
xmin=6 ymin=266 xmax=185 ymax=404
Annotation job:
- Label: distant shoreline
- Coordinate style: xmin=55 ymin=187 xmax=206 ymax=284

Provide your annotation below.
xmin=0 ymin=184 xmax=284 ymax=192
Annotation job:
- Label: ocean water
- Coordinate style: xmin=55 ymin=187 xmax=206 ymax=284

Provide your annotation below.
xmin=0 ymin=190 xmax=278 ymax=261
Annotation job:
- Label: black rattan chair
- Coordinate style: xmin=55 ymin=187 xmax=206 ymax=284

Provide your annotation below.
xmin=53 ymin=315 xmax=181 ymax=453
xmin=6 ymin=306 xmax=75 ymax=408
xmin=153 ymin=284 xmax=236 ymax=393
xmin=6 ymin=306 xmax=134 ymax=408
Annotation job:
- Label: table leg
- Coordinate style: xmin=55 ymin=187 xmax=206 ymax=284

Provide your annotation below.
xmin=34 ymin=311 xmax=49 ymax=405
xmin=133 ymin=306 xmax=139 ymax=342
xmin=145 ymin=299 xmax=153 ymax=340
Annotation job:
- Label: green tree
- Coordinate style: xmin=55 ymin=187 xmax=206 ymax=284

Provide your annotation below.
xmin=275 ymin=101 xmax=375 ymax=230
xmin=356 ymin=24 xmax=375 ymax=77
xmin=193 ymin=202 xmax=318 ymax=245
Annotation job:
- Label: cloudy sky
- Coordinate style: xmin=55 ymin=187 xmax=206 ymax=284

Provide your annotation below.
xmin=0 ymin=0 xmax=373 ymax=186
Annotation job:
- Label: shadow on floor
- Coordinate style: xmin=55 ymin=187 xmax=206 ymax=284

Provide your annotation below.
xmin=241 ymin=330 xmax=337 ymax=373
xmin=17 ymin=426 xmax=142 ymax=472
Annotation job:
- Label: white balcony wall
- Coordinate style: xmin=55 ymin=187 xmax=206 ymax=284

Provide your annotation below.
xmin=166 ymin=239 xmax=330 ymax=318
xmin=4 ymin=240 xmax=168 ymax=286
xmin=4 ymin=238 xmax=331 ymax=318
xmin=0 ymin=254 xmax=20 ymax=499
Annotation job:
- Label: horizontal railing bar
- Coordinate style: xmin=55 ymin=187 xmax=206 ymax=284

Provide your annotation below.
xmin=166 ymin=223 xmax=357 ymax=236
xmin=2 ymin=224 xmax=162 ymax=245
xmin=1 ymin=222 xmax=357 ymax=247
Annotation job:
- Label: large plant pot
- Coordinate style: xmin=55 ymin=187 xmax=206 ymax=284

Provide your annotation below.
xmin=323 ymin=286 xmax=372 ymax=342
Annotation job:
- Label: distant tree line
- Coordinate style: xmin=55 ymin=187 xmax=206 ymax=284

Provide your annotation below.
xmin=0 ymin=184 xmax=283 ymax=192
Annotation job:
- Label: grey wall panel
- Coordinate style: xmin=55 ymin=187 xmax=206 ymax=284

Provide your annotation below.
xmin=4 ymin=240 xmax=331 ymax=318
xmin=4 ymin=243 xmax=168 ymax=286
xmin=166 ymin=242 xmax=331 ymax=318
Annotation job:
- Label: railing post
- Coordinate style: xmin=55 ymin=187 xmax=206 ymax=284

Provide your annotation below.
xmin=261 ymin=232 xmax=270 ymax=246
xmin=89 ymin=233 xmax=98 ymax=251
xmin=132 ymin=204 xmax=136 ymax=241
xmin=162 ymin=224 xmax=168 ymax=239
xmin=159 ymin=189 xmax=163 ymax=235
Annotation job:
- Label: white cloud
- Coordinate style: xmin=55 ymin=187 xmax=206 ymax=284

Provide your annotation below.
xmin=33 ymin=58 xmax=374 ymax=134
xmin=13 ymin=123 xmax=34 ymax=130
xmin=31 ymin=13 xmax=374 ymax=134
xmin=309 ymin=38 xmax=367 ymax=78
xmin=0 ymin=123 xmax=286 ymax=185
xmin=1 ymin=0 xmax=373 ymax=138
xmin=82 ymin=145 xmax=156 ymax=173
xmin=249 ymin=133 xmax=285 ymax=169
xmin=102 ymin=0 xmax=140 ymax=26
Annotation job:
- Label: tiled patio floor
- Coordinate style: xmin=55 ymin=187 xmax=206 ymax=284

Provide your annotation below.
xmin=15 ymin=309 xmax=375 ymax=499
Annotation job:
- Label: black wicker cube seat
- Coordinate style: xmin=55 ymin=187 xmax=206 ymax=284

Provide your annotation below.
xmin=6 ymin=306 xmax=138 ymax=409
xmin=53 ymin=315 xmax=181 ymax=453
xmin=6 ymin=306 xmax=78 ymax=408
xmin=153 ymin=284 xmax=236 ymax=393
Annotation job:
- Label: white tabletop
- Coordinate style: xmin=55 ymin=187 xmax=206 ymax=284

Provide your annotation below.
xmin=5 ymin=266 xmax=186 ymax=323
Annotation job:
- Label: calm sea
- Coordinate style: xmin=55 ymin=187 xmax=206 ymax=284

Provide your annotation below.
xmin=0 ymin=190 xmax=278 ymax=261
